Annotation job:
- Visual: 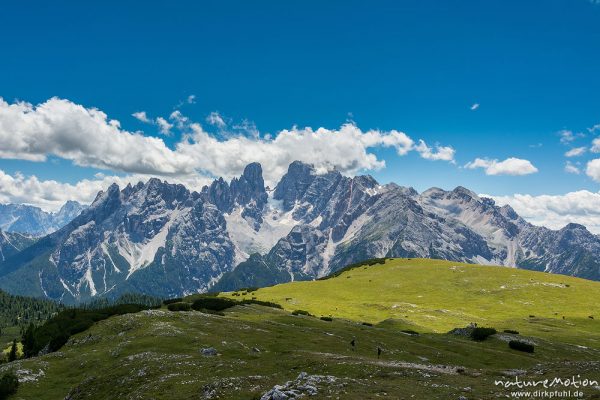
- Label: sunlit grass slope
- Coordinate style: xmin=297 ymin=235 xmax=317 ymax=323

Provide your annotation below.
xmin=223 ymin=258 xmax=600 ymax=346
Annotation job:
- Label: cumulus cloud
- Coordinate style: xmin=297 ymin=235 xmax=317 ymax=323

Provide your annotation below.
xmin=133 ymin=111 xmax=173 ymax=136
xmin=586 ymin=159 xmax=600 ymax=182
xmin=0 ymin=98 xmax=195 ymax=174
xmin=564 ymin=146 xmax=587 ymax=157
xmin=156 ymin=117 xmax=173 ymax=135
xmin=206 ymin=111 xmax=226 ymax=128
xmin=464 ymin=157 xmax=538 ymax=176
xmin=414 ymin=140 xmax=455 ymax=162
xmin=0 ymin=97 xmax=457 ymax=188
xmin=488 ymin=191 xmax=600 ymax=233
xmin=132 ymin=111 xmax=150 ymax=123
xmin=565 ymin=161 xmax=580 ymax=174
xmin=470 ymin=103 xmax=479 ymax=111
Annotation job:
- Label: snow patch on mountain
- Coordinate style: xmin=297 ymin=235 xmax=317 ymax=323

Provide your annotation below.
xmin=225 ymin=194 xmax=298 ymax=261
xmin=120 ymin=207 xmax=184 ymax=278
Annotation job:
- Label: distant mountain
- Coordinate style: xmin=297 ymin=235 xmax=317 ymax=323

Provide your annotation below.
xmin=0 ymin=229 xmax=35 ymax=262
xmin=0 ymin=201 xmax=87 ymax=236
xmin=0 ymin=161 xmax=599 ymax=302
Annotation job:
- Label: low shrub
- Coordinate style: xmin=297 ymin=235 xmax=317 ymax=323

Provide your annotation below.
xmin=191 ymin=297 xmax=238 ymax=312
xmin=291 ymin=310 xmax=313 ymax=317
xmin=320 ymin=316 xmax=333 ymax=321
xmin=503 ymin=329 xmax=519 ymax=335
xmin=509 ymin=340 xmax=534 ymax=353
xmin=167 ymin=302 xmax=191 ymax=312
xmin=470 ymin=327 xmax=497 ymax=341
xmin=0 ymin=371 xmax=19 ymax=399
xmin=163 ymin=298 xmax=183 ymax=306
xmin=240 ymin=299 xmax=283 ymax=309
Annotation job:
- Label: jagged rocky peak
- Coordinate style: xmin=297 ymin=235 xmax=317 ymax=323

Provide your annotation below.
xmin=56 ymin=200 xmax=85 ymax=218
xmin=273 ymin=161 xmax=318 ymax=210
xmin=87 ymin=183 xmax=123 ymax=220
xmin=230 ymin=162 xmax=267 ymax=208
xmin=498 ymin=203 xmax=520 ymax=221
xmin=420 ymin=187 xmax=445 ymax=199
xmin=203 ymin=162 xmax=268 ymax=212
xmin=450 ymin=186 xmax=480 ymax=201
xmin=557 ymin=222 xmax=593 ymax=242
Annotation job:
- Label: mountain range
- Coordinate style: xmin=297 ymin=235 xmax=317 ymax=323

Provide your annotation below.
xmin=0 ymin=201 xmax=87 ymax=236
xmin=0 ymin=160 xmax=598 ymax=302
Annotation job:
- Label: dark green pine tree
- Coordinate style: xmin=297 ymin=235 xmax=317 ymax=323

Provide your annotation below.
xmin=21 ymin=324 xmax=36 ymax=359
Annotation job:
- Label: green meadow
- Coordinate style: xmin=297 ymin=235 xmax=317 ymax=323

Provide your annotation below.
xmin=223 ymin=258 xmax=600 ymax=347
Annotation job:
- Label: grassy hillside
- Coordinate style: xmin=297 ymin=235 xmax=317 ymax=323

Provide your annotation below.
xmin=2 ymin=304 xmax=599 ymax=399
xmin=1 ymin=258 xmax=599 ymax=399
xmin=223 ymin=258 xmax=600 ymax=347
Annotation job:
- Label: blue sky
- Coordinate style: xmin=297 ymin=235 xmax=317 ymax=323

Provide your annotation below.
xmin=0 ymin=1 xmax=600 ymax=230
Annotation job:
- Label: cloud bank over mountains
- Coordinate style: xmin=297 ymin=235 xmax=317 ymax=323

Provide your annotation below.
xmin=1 ymin=96 xmax=600 ymax=233
xmin=489 ymin=190 xmax=600 ymax=234
xmin=0 ymin=97 xmax=456 ymax=185
xmin=0 ymin=96 xmax=459 ymax=210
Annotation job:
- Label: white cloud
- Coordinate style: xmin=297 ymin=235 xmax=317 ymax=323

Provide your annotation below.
xmin=565 ymin=161 xmax=580 ymax=174
xmin=178 ymin=122 xmax=424 ymax=186
xmin=187 ymin=95 xmax=196 ymax=104
xmin=588 ymin=123 xmax=600 ymax=133
xmin=133 ymin=111 xmax=173 ymax=135
xmin=559 ymin=129 xmax=584 ymax=144
xmin=591 ymin=137 xmax=600 ymax=153
xmin=156 ymin=117 xmax=173 ymax=135
xmin=586 ymin=159 xmax=600 ymax=182
xmin=169 ymin=110 xmax=189 ymax=129
xmin=0 ymin=97 xmax=456 ymax=190
xmin=206 ymin=111 xmax=226 ymax=128
xmin=0 ymin=98 xmax=196 ymax=175
xmin=414 ymin=140 xmax=455 ymax=162
xmin=488 ymin=191 xmax=600 ymax=233
xmin=464 ymin=157 xmax=538 ymax=176
xmin=132 ymin=111 xmax=150 ymax=123
xmin=564 ymin=147 xmax=587 ymax=157
xmin=470 ymin=103 xmax=479 ymax=111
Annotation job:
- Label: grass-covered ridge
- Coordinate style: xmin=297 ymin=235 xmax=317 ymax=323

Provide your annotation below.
xmin=223 ymin=258 xmax=600 ymax=346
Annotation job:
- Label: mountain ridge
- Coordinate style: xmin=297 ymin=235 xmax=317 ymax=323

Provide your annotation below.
xmin=0 ymin=201 xmax=87 ymax=236
xmin=0 ymin=160 xmax=599 ymax=302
